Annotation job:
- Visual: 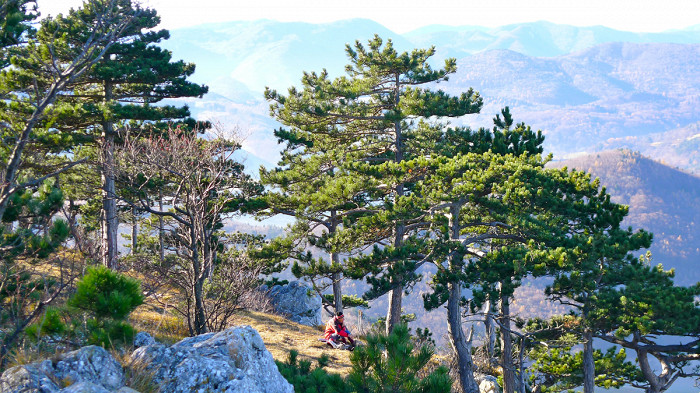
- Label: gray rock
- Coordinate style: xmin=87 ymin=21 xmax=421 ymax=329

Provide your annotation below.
xmin=267 ymin=281 xmax=322 ymax=326
xmin=0 ymin=361 xmax=60 ymax=393
xmin=58 ymin=381 xmax=111 ymax=393
xmin=476 ymin=374 xmax=502 ymax=393
xmin=114 ymin=388 xmax=141 ymax=393
xmin=0 ymin=346 xmax=124 ymax=393
xmin=133 ymin=332 xmax=156 ymax=348
xmin=53 ymin=346 xmax=124 ymax=391
xmin=130 ymin=325 xmax=293 ymax=393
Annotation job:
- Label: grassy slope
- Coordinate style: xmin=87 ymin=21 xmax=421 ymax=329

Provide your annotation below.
xmin=130 ymin=306 xmax=354 ymax=376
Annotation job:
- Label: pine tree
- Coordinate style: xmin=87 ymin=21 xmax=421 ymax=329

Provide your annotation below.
xmin=266 ymin=35 xmax=482 ymax=333
xmin=0 ymin=0 xmax=136 ymax=224
xmin=45 ymin=0 xmax=208 ymax=268
xmin=590 ymin=254 xmax=700 ymax=393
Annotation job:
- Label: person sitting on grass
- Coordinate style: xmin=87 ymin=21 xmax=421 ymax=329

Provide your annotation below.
xmin=324 ymin=311 xmax=355 ymax=350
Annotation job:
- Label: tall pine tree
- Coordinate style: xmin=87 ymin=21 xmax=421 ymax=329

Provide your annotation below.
xmin=48 ymin=0 xmax=207 ymax=268
xmin=265 ymin=35 xmax=481 ymax=333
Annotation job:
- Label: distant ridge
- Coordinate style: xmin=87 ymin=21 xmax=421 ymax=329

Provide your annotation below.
xmin=405 ymin=21 xmax=700 ymax=58
xmin=549 ymin=150 xmax=700 ymax=285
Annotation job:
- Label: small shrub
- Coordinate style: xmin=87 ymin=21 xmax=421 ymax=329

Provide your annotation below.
xmin=276 ymin=349 xmax=351 ymax=393
xmin=69 ymin=265 xmax=144 ymax=320
xmin=348 ymin=323 xmax=452 ymax=393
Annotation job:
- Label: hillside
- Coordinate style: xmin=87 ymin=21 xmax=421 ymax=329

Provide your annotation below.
xmin=549 ymin=150 xmax=700 ymax=284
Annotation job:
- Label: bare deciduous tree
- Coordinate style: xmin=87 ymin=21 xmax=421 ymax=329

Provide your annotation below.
xmin=117 ymin=126 xmax=262 ymax=335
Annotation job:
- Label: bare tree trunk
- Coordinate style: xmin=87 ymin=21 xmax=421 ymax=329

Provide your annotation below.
xmin=101 ymin=81 xmax=118 ymax=269
xmin=582 ymin=329 xmax=595 ymax=393
xmin=332 ymin=270 xmax=343 ymax=313
xmin=637 ymin=347 xmax=669 ymax=393
xmin=131 ymin=205 xmax=137 ymax=253
xmin=484 ymin=300 xmax=497 ymax=362
xmin=191 ymin=224 xmax=207 ymax=335
xmin=386 ymin=282 xmax=403 ymax=334
xmin=158 ymin=188 xmax=164 ymax=264
xmin=500 ymin=294 xmax=515 ymax=393
xmin=447 ymin=282 xmax=480 ymax=393
xmin=330 ymin=210 xmax=343 ymax=314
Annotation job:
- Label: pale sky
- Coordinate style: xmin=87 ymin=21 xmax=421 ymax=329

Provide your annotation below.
xmin=39 ymin=0 xmax=700 ymax=33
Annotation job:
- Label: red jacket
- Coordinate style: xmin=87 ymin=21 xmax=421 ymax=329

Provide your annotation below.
xmin=324 ymin=316 xmax=349 ymax=339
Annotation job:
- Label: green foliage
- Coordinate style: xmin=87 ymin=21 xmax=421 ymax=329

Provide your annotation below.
xmin=85 ymin=318 xmax=137 ymax=348
xmin=323 ymin=294 xmax=369 ymax=309
xmin=25 ymin=266 xmax=146 ymax=347
xmin=25 ymin=307 xmax=66 ymax=339
xmin=347 ymin=323 xmax=451 ymax=393
xmin=276 ymin=350 xmax=351 ymax=393
xmin=69 ymin=265 xmax=143 ymax=320
xmin=528 ymin=343 xmax=642 ymax=392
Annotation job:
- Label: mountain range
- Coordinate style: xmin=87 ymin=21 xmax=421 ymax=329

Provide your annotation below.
xmin=162 ymin=20 xmax=700 ymax=175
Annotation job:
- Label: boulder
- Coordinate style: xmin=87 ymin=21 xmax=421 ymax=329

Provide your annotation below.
xmin=476 ymin=374 xmax=502 ymax=393
xmin=0 ymin=360 xmax=61 ymax=393
xmin=53 ymin=346 xmax=124 ymax=391
xmin=58 ymin=381 xmax=112 ymax=393
xmin=0 ymin=346 xmax=124 ymax=393
xmin=266 ymin=281 xmax=322 ymax=326
xmin=130 ymin=325 xmax=293 ymax=393
xmin=133 ymin=332 xmax=156 ymax=348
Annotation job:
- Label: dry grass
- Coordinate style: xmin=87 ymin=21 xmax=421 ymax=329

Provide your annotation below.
xmin=228 ymin=310 xmax=354 ymax=376
xmin=129 ymin=304 xmax=354 ymax=376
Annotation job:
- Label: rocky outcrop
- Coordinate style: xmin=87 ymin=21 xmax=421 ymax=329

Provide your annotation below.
xmin=130 ymin=325 xmax=293 ymax=393
xmin=264 ymin=280 xmax=322 ymax=326
xmin=0 ymin=326 xmax=292 ymax=393
xmin=0 ymin=345 xmax=123 ymax=393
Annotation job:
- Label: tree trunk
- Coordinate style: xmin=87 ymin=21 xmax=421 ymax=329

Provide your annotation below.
xmin=447 ymin=282 xmax=480 ymax=393
xmin=582 ymin=329 xmax=595 ymax=393
xmin=484 ymin=300 xmax=497 ymax=362
xmin=332 ymin=270 xmax=343 ymax=313
xmin=158 ymin=188 xmax=164 ymax=264
xmin=386 ymin=74 xmax=405 ymax=335
xmin=330 ymin=211 xmax=343 ymax=313
xmin=637 ymin=348 xmax=662 ymax=393
xmin=131 ymin=205 xmax=137 ymax=253
xmin=500 ymin=294 xmax=515 ymax=393
xmin=101 ymin=81 xmax=118 ymax=269
xmin=386 ymin=282 xmax=403 ymax=334
xmin=191 ymin=223 xmax=207 ymax=335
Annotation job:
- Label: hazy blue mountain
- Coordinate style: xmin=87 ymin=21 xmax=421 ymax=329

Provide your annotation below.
xmin=441 ymin=42 xmax=700 ymax=167
xmin=405 ymin=21 xmax=700 ymax=59
xmin=164 ymin=20 xmax=700 ymax=174
xmin=163 ymin=19 xmax=413 ymax=93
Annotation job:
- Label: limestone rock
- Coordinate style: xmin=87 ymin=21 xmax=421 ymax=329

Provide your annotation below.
xmin=476 ymin=374 xmax=502 ymax=393
xmin=0 ymin=346 xmax=124 ymax=393
xmin=266 ymin=281 xmax=322 ymax=326
xmin=133 ymin=332 xmax=156 ymax=348
xmin=53 ymin=346 xmax=124 ymax=391
xmin=130 ymin=325 xmax=293 ymax=393
xmin=0 ymin=360 xmax=60 ymax=393
xmin=58 ymin=381 xmax=112 ymax=393
xmin=114 ymin=387 xmax=141 ymax=393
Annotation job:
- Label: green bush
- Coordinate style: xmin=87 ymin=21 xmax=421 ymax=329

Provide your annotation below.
xmin=69 ymin=265 xmax=143 ymax=320
xmin=348 ymin=323 xmax=452 ymax=393
xmin=28 ymin=266 xmax=144 ymax=348
xmin=276 ymin=350 xmax=351 ymax=393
